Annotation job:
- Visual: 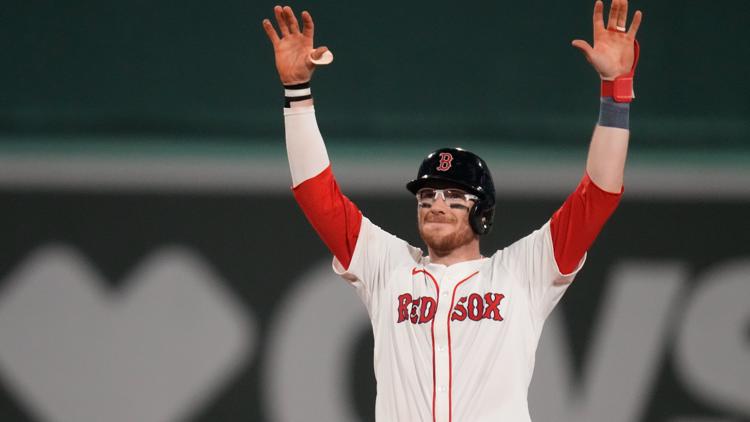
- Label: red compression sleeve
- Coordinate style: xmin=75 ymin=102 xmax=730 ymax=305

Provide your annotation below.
xmin=292 ymin=165 xmax=363 ymax=269
xmin=550 ymin=173 xmax=622 ymax=274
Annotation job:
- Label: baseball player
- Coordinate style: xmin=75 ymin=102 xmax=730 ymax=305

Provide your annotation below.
xmin=263 ymin=1 xmax=642 ymax=420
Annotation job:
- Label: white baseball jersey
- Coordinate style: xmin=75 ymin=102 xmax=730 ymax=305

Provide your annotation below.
xmin=332 ymin=217 xmax=583 ymax=422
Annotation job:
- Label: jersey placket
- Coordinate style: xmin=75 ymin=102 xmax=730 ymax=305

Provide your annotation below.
xmin=432 ymin=269 xmax=454 ymax=422
xmin=434 ymin=268 xmax=481 ymax=422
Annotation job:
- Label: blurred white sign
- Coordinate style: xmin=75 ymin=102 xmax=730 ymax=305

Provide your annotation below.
xmin=0 ymin=245 xmax=254 ymax=422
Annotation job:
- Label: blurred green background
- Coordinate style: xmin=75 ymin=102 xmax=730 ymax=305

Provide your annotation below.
xmin=1 ymin=0 xmax=748 ymax=155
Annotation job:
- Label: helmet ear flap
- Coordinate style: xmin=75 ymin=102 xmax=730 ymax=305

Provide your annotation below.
xmin=470 ymin=200 xmax=495 ymax=235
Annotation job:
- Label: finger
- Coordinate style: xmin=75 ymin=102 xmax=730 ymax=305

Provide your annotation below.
xmin=310 ymin=46 xmax=329 ymax=60
xmin=284 ymin=6 xmax=300 ymax=34
xmin=301 ymin=10 xmax=314 ymax=38
xmin=273 ymin=6 xmax=289 ymax=36
xmin=571 ymin=39 xmax=595 ymax=63
xmin=617 ymin=0 xmax=628 ymax=29
xmin=627 ymin=10 xmax=643 ymax=39
xmin=607 ymin=0 xmax=619 ymax=30
xmin=262 ymin=19 xmax=280 ymax=46
xmin=593 ymin=0 xmax=605 ymax=32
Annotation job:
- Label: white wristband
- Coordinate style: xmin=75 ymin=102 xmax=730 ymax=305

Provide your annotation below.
xmin=284 ymin=87 xmax=312 ymax=97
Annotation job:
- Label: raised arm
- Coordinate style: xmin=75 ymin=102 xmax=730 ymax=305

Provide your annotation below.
xmin=550 ymin=0 xmax=643 ymax=273
xmin=263 ymin=6 xmax=361 ymax=269
xmin=573 ymin=0 xmax=642 ymax=191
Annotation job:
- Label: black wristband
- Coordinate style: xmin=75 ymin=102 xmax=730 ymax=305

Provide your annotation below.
xmin=283 ymin=82 xmax=312 ymax=108
xmin=284 ymin=94 xmax=312 ymax=108
xmin=283 ymin=81 xmax=310 ymax=90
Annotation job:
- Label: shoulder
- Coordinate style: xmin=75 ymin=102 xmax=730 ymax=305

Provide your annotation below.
xmin=492 ymin=220 xmax=552 ymax=259
xmin=333 ymin=217 xmax=423 ymax=276
xmin=359 ymin=217 xmax=423 ymax=259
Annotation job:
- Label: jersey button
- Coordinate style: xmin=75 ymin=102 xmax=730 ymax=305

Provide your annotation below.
xmin=441 ymin=291 xmax=449 ymax=297
xmin=437 ymin=345 xmax=446 ymax=352
xmin=437 ymin=385 xmax=447 ymax=393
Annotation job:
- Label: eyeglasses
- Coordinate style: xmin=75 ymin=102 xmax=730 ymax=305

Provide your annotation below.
xmin=416 ymin=188 xmax=479 ymax=208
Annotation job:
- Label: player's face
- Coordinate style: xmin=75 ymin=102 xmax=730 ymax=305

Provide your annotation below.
xmin=416 ymin=187 xmax=477 ymax=254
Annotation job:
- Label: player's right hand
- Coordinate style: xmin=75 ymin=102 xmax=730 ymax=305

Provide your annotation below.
xmin=263 ymin=5 xmax=330 ymax=85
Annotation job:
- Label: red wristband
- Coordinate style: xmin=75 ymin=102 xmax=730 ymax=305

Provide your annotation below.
xmin=601 ymin=39 xmax=640 ymax=103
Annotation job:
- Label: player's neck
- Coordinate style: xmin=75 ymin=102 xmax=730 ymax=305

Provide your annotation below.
xmin=427 ymin=239 xmax=482 ymax=267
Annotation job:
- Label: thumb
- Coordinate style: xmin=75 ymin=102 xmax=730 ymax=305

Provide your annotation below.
xmin=310 ymin=46 xmax=329 ymax=60
xmin=571 ymin=40 xmax=594 ymax=63
xmin=308 ymin=46 xmax=333 ymax=66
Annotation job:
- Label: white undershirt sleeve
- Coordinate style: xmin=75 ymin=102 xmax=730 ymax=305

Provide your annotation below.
xmin=283 ymin=106 xmax=331 ymax=187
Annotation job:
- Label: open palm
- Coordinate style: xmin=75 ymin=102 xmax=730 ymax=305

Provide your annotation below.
xmin=263 ymin=6 xmax=329 ymax=85
xmin=572 ymin=0 xmax=643 ymax=80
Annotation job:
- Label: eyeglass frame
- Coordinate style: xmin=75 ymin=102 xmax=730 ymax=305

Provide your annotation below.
xmin=415 ymin=187 xmax=479 ymax=208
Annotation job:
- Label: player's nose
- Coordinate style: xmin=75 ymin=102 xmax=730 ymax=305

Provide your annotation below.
xmin=427 ymin=205 xmax=449 ymax=217
xmin=431 ymin=197 xmax=450 ymax=209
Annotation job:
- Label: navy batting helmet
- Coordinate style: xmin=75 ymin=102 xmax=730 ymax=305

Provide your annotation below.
xmin=406 ymin=147 xmax=496 ymax=235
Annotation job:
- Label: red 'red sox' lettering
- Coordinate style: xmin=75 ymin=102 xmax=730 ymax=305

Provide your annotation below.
xmin=482 ymin=292 xmax=504 ymax=321
xmin=452 ymin=297 xmax=468 ymax=321
xmin=397 ymin=292 xmax=505 ymax=324
xmin=397 ymin=293 xmax=437 ymax=324
xmin=451 ymin=293 xmax=505 ymax=322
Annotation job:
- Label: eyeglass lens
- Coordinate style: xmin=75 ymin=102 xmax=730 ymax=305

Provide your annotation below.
xmin=417 ymin=189 xmax=472 ymax=204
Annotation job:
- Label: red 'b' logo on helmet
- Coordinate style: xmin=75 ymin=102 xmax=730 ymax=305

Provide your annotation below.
xmin=436 ymin=152 xmax=453 ymax=172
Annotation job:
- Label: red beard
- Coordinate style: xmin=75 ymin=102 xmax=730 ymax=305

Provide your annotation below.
xmin=419 ymin=213 xmax=475 ymax=256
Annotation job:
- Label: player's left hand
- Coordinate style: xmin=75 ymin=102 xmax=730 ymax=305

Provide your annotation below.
xmin=571 ymin=0 xmax=643 ymax=80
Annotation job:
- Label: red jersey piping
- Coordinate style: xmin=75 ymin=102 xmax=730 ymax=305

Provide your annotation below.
xmin=413 ymin=267 xmax=440 ymax=422
xmin=447 ymin=270 xmax=479 ymax=422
